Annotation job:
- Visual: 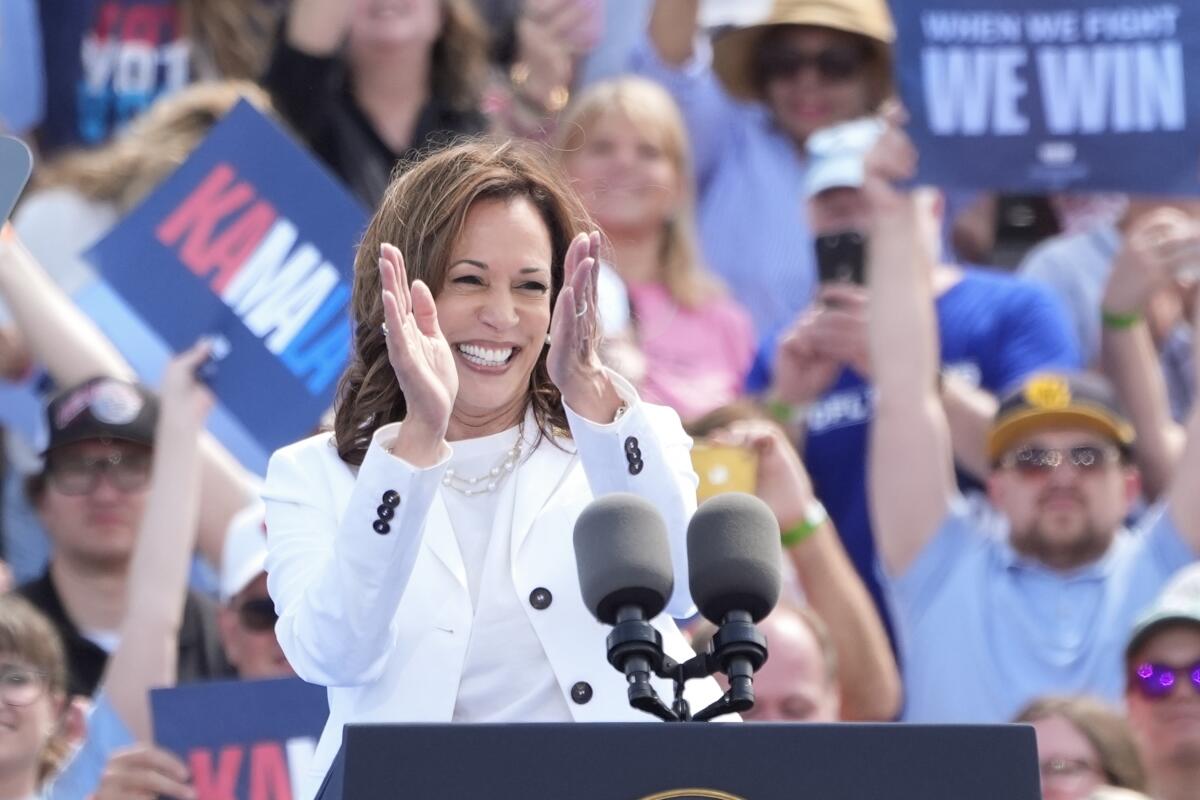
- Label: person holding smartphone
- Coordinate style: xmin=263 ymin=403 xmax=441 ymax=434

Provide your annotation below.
xmin=746 ymin=116 xmax=1082 ymax=648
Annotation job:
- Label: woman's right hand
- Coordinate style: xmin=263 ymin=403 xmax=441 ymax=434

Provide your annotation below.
xmin=89 ymin=744 xmax=196 ymax=800
xmin=379 ymin=243 xmax=458 ymax=459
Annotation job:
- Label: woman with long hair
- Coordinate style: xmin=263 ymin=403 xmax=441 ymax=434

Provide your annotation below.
xmin=557 ymin=77 xmax=754 ymax=422
xmin=263 ymin=138 xmax=723 ymax=797
xmin=262 ymin=0 xmax=492 ymax=209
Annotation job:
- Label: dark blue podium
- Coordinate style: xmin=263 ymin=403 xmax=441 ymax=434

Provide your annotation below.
xmin=316 ymin=722 xmax=1040 ymax=799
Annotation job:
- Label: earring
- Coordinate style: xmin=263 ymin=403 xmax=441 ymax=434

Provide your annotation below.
xmin=545 ymin=333 xmax=552 ymax=346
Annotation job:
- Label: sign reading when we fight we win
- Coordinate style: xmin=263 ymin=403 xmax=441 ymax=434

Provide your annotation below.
xmin=86 ymin=100 xmax=367 ymax=459
xmin=892 ymin=0 xmax=1200 ymax=194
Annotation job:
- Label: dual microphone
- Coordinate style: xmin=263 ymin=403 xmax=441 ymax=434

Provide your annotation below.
xmin=573 ymin=492 xmax=783 ymax=722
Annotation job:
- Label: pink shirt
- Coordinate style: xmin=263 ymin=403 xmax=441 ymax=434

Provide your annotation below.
xmin=627 ymin=282 xmax=754 ymax=421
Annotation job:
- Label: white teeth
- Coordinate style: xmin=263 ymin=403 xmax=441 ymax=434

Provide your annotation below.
xmin=457 ymin=344 xmax=514 ymax=366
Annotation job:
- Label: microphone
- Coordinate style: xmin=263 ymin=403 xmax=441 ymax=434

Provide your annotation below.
xmin=574 ymin=493 xmax=677 ymax=721
xmin=686 ymin=492 xmax=782 ymax=720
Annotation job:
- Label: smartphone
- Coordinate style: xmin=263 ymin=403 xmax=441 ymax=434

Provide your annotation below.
xmin=691 ymin=441 xmax=758 ymax=503
xmin=0 ymin=136 xmax=34 ymax=224
xmin=815 ymin=231 xmax=867 ymax=286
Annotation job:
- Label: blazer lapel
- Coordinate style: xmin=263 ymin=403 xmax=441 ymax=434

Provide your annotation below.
xmin=423 ymin=490 xmax=467 ymax=587
xmin=510 ymin=429 xmax=577 ymax=561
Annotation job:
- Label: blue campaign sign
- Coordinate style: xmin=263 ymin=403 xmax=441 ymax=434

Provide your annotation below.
xmin=892 ymin=0 xmax=1200 ymax=194
xmin=85 ymin=100 xmax=367 ymax=456
xmin=152 ymin=677 xmax=328 ymax=800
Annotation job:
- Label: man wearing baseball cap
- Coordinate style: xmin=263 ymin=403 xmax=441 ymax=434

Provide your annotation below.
xmin=863 ymin=117 xmax=1200 ymax=723
xmin=1124 ymin=565 xmax=1200 ymax=800
xmin=18 ymin=376 xmax=229 ymax=697
xmin=751 ymin=116 xmax=1080 ymax=649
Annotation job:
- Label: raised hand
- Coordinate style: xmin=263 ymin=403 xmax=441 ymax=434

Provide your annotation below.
xmin=1104 ymin=207 xmax=1200 ymax=317
xmin=770 ymin=308 xmax=841 ymax=406
xmin=160 ymin=339 xmax=217 ymax=429
xmin=379 ymin=244 xmax=458 ymax=450
xmin=548 ymin=231 xmax=621 ymax=421
xmin=708 ymin=419 xmax=817 ymax=529
xmin=90 ymin=744 xmax=196 ymax=800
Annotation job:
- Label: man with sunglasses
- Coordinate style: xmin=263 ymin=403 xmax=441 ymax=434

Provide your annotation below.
xmin=1124 ymin=565 xmax=1200 ymax=800
xmin=863 ymin=119 xmax=1200 ymax=724
xmin=17 ymin=376 xmax=229 ymax=698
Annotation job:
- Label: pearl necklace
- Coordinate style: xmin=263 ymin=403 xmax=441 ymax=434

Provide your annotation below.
xmin=441 ymin=439 xmax=523 ymax=497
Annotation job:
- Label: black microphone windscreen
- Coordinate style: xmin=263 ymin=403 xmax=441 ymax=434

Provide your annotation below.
xmin=573 ymin=493 xmax=674 ymax=625
xmin=687 ymin=493 xmax=782 ymax=623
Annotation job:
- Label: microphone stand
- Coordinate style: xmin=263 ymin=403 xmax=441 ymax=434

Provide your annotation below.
xmin=608 ymin=608 xmax=768 ymax=723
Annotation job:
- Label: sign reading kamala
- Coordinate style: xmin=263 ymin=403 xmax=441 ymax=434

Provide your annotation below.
xmin=85 ymin=100 xmax=367 ymax=455
xmin=892 ymin=0 xmax=1200 ymax=194
xmin=152 ymin=677 xmax=328 ymax=800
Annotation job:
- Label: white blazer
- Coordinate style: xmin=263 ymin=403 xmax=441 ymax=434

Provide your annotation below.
xmin=262 ymin=378 xmax=724 ymax=798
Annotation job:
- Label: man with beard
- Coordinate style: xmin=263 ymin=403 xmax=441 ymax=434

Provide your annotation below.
xmin=862 ymin=117 xmax=1200 ymax=723
xmin=1124 ymin=565 xmax=1200 ymax=800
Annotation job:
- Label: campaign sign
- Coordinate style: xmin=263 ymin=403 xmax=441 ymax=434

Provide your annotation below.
xmin=893 ymin=0 xmax=1200 ymax=194
xmin=152 ymin=677 xmax=328 ymax=800
xmin=85 ymin=100 xmax=367 ymax=456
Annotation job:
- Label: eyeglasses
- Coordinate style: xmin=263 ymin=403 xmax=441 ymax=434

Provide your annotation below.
xmin=237 ymin=598 xmax=278 ymax=633
xmin=997 ymin=445 xmax=1121 ymax=476
xmin=0 ymin=665 xmax=48 ymax=707
xmin=1130 ymin=660 xmax=1200 ymax=700
xmin=757 ymin=46 xmax=867 ymax=84
xmin=47 ymin=449 xmax=152 ymax=496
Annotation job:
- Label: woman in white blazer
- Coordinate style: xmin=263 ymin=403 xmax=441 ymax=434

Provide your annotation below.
xmin=262 ymin=139 xmax=723 ymax=797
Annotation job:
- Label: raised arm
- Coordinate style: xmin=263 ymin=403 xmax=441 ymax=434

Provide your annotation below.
xmin=1164 ymin=290 xmax=1200 ymax=548
xmin=101 ymin=343 xmax=215 ymax=742
xmin=0 ymin=226 xmax=256 ymax=567
xmin=1100 ymin=209 xmax=1193 ymax=501
xmin=864 ymin=121 xmax=956 ymax=576
xmin=712 ymin=419 xmax=901 ymax=721
xmin=649 ymin=0 xmax=701 ymax=65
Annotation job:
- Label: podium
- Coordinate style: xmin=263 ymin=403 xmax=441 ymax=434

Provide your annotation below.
xmin=316 ymin=722 xmax=1040 ymax=799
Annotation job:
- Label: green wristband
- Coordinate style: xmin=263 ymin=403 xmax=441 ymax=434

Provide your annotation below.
xmin=766 ymin=398 xmax=795 ymax=426
xmin=781 ymin=500 xmax=829 ymax=548
xmin=1101 ymin=308 xmax=1142 ymax=330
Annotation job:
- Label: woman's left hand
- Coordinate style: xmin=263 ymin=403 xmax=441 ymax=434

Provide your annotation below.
xmin=548 ymin=231 xmax=622 ymax=422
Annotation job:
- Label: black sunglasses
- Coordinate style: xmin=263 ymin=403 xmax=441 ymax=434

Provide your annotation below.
xmin=1130 ymin=660 xmax=1200 ymax=700
xmin=756 ymin=45 xmax=867 ymax=84
xmin=237 ymin=598 xmax=278 ymax=632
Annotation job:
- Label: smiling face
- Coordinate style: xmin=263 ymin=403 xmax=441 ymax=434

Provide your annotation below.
xmin=563 ymin=109 xmax=683 ymax=240
xmin=1127 ymin=626 xmax=1200 ymax=774
xmin=348 ymin=0 xmax=443 ymax=52
xmin=0 ymin=656 xmax=59 ymax=792
xmin=436 ymin=197 xmax=554 ymax=438
xmin=758 ymin=26 xmax=877 ymax=145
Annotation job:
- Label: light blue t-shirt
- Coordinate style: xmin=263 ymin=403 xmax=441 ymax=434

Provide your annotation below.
xmin=884 ymin=500 xmax=1197 ymax=723
xmin=46 ymin=693 xmax=133 ymax=799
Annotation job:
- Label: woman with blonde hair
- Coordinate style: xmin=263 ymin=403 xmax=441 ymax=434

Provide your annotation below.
xmin=557 ymin=76 xmax=754 ymax=422
xmin=1015 ymin=696 xmax=1147 ymax=800
xmin=263 ymin=137 xmax=723 ymax=797
xmin=0 ymin=595 xmax=77 ymax=799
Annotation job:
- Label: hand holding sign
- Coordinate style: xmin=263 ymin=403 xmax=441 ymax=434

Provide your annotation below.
xmin=380 ymin=243 xmax=458 ymax=459
xmin=862 ymin=107 xmax=919 ymax=219
xmin=1103 ymin=207 xmax=1200 ymax=315
xmin=92 ymin=744 xmax=196 ymax=800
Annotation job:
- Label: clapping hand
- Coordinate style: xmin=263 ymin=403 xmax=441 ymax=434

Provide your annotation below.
xmin=379 ymin=243 xmax=458 ymax=459
xmin=548 ymin=231 xmax=621 ymax=422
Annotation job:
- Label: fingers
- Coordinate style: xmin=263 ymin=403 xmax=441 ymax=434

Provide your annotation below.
xmin=818 ymin=283 xmax=869 ymax=310
xmin=99 ymin=746 xmax=195 ymax=800
xmin=563 ymin=232 xmax=589 ymax=289
xmin=176 ymin=337 xmax=214 ymax=371
xmin=380 ymin=243 xmax=411 ymax=318
xmin=410 ymin=280 xmax=442 ymax=339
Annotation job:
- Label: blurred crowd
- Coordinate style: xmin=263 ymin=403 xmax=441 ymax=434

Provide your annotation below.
xmin=1 ymin=1 xmax=1199 ymax=799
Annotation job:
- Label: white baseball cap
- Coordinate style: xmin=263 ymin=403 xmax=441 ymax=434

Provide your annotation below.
xmin=804 ymin=117 xmax=886 ymax=200
xmin=220 ymin=500 xmax=268 ymax=603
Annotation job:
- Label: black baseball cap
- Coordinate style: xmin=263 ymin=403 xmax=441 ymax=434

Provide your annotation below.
xmin=42 ymin=377 xmax=158 ymax=456
xmin=988 ymin=372 xmax=1135 ymax=463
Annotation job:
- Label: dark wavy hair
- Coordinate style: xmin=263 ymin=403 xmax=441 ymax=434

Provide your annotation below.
xmin=333 ymin=138 xmax=594 ymax=466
